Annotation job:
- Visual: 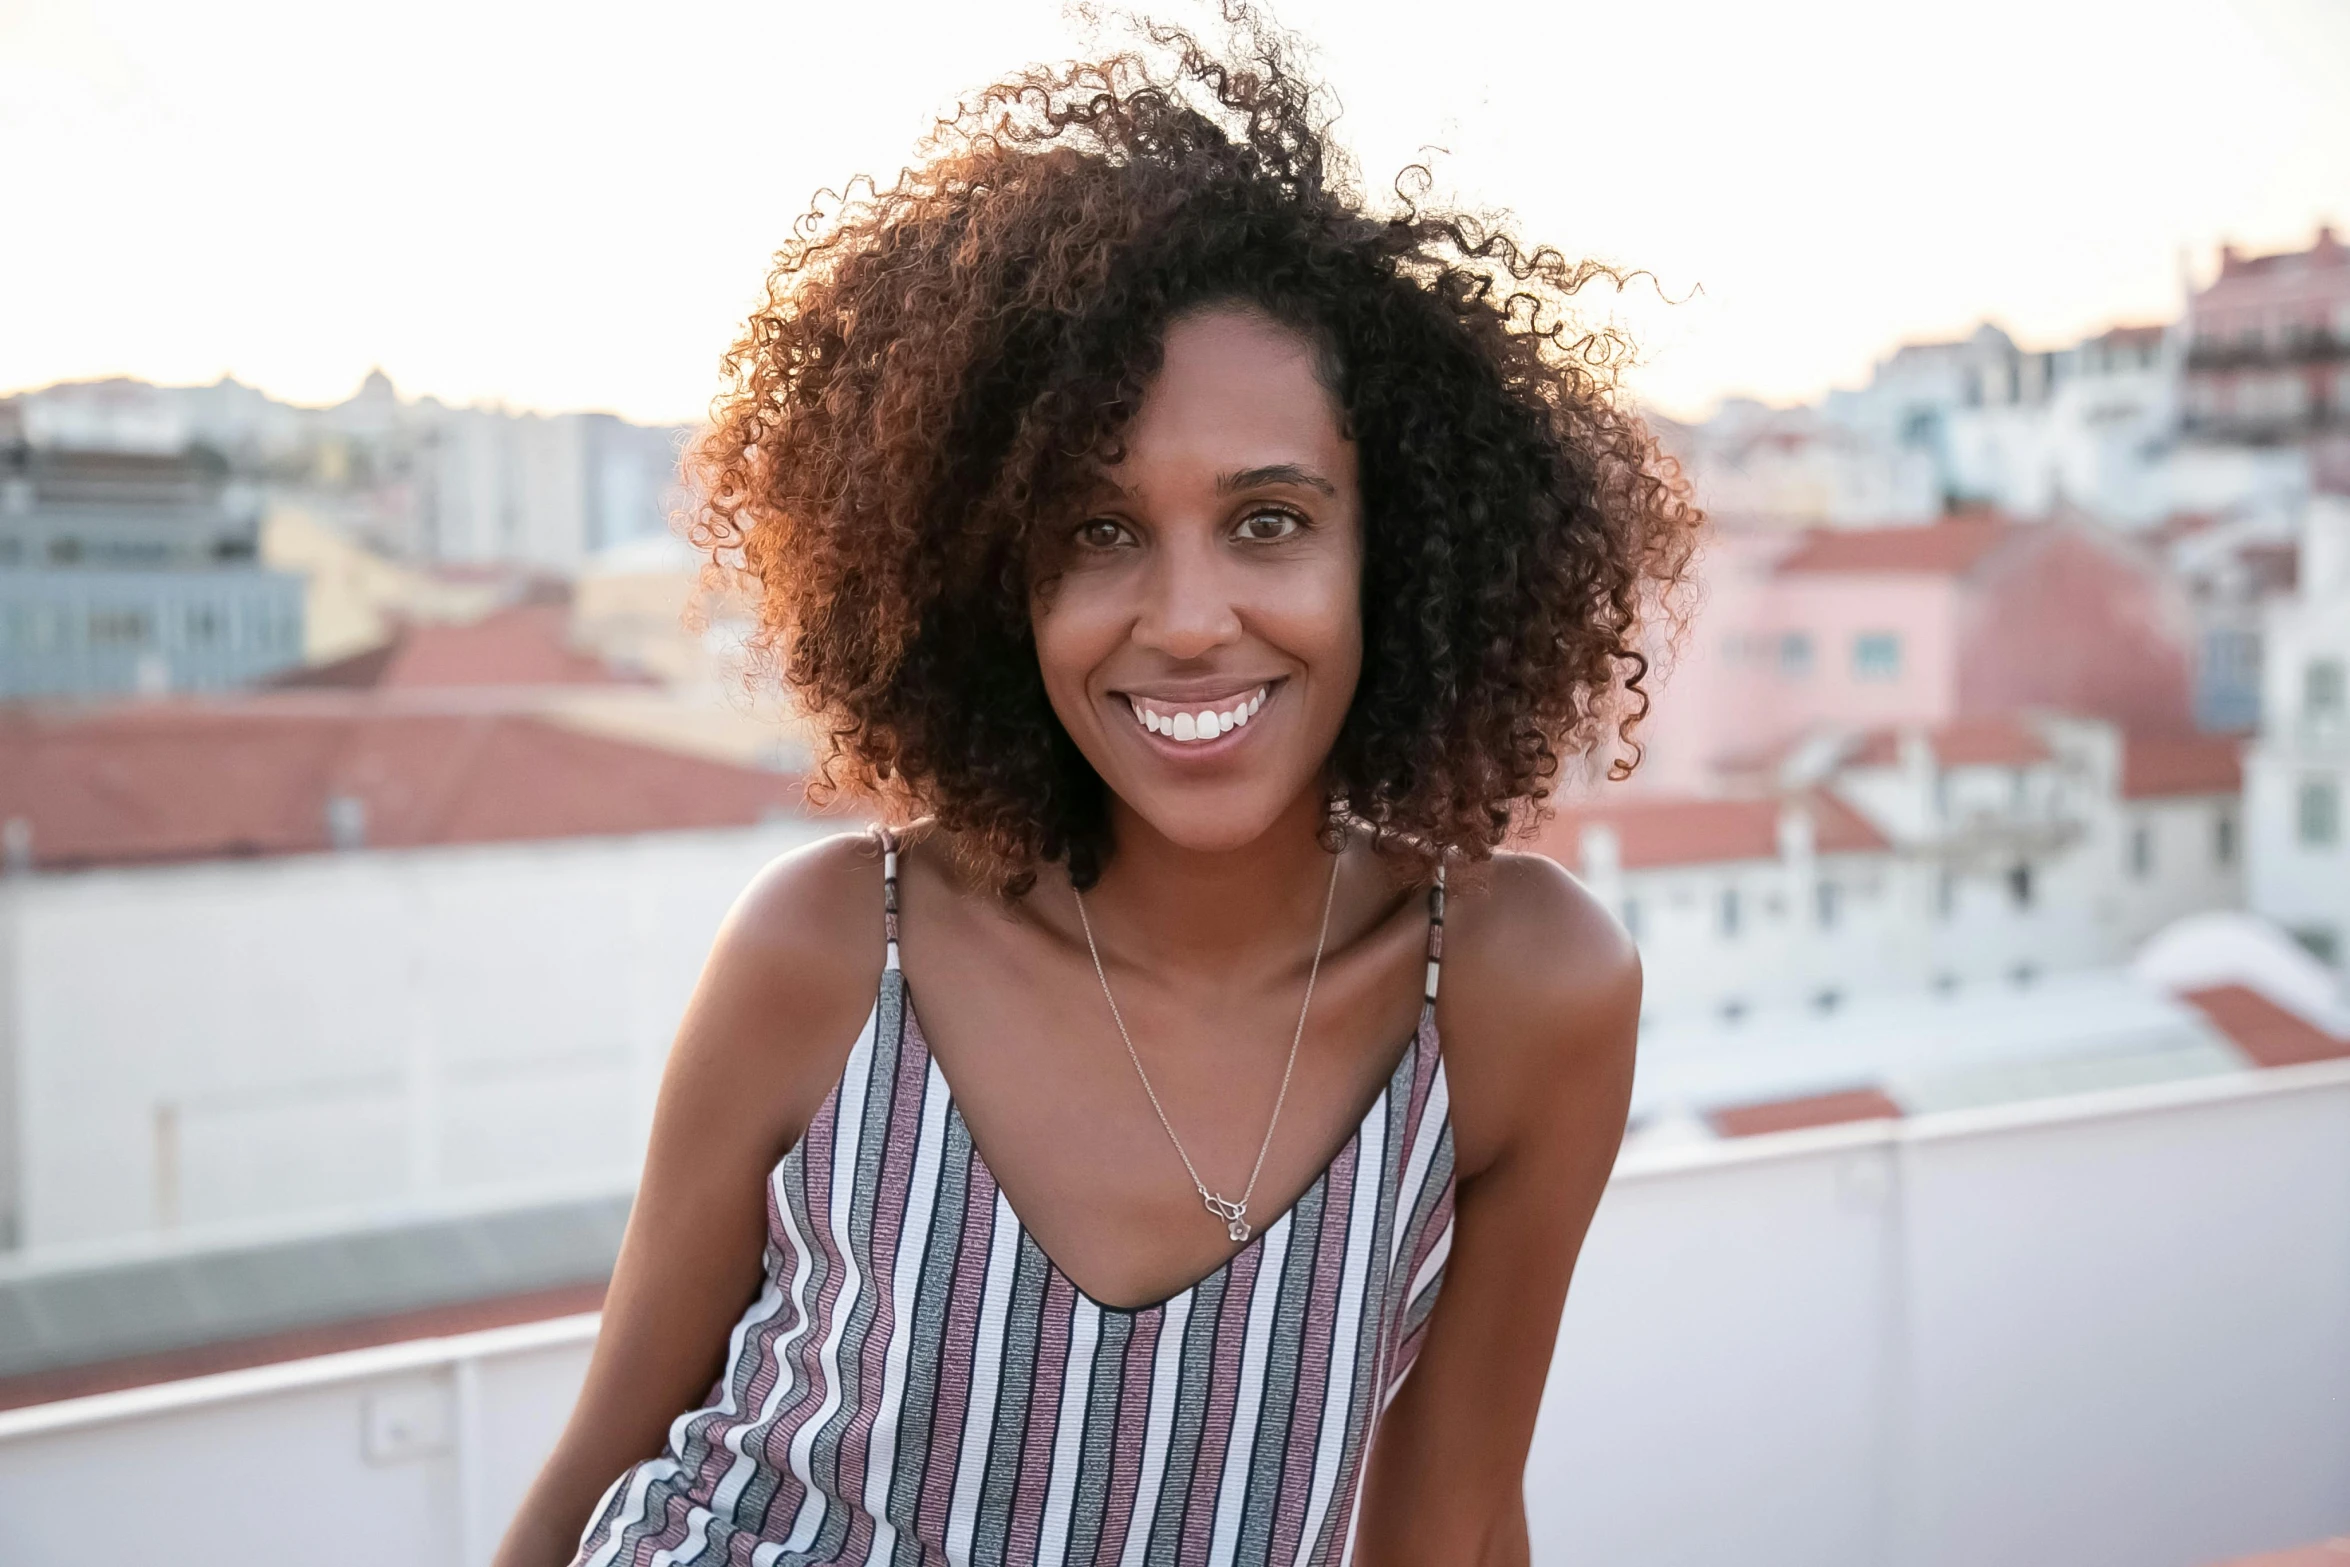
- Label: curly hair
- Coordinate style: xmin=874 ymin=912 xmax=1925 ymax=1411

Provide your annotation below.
xmin=690 ymin=4 xmax=1701 ymax=892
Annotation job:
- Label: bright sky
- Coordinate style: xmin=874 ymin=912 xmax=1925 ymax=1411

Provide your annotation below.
xmin=5 ymin=0 xmax=2346 ymax=425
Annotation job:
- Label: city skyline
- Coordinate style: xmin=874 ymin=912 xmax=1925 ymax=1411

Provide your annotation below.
xmin=5 ymin=0 xmax=2348 ymax=425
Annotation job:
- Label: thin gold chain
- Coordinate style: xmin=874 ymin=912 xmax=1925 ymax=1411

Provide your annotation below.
xmin=1070 ymin=849 xmax=1344 ymax=1242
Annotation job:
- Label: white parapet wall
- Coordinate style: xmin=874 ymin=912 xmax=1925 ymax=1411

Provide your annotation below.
xmin=0 ymin=818 xmax=837 ymax=1252
xmin=1 ymin=1062 xmax=2345 ymax=1567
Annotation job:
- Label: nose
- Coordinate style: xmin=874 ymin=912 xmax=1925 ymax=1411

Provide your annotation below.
xmin=1132 ymin=531 xmax=1243 ymax=661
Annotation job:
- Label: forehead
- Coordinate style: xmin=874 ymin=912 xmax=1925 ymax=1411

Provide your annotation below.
xmin=1112 ymin=307 xmax=1350 ymax=477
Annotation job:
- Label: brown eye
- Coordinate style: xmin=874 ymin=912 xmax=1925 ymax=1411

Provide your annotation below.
xmin=1235 ymin=507 xmax=1303 ymax=542
xmin=1078 ymin=517 xmax=1132 ymax=549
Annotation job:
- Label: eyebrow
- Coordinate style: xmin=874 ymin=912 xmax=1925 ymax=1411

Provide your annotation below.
xmin=1217 ymin=463 xmax=1337 ymax=498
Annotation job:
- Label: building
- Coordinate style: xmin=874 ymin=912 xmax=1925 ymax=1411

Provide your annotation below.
xmin=0 ymin=442 xmax=305 ymax=697
xmin=2183 ymin=227 xmax=2350 ymax=444
xmin=1532 ymin=714 xmax=2243 ymax=1029
xmin=2246 ymin=493 xmax=2350 ymax=969
xmin=1636 ymin=514 xmax=2197 ymax=789
xmin=0 ymin=696 xmax=832 ymax=1256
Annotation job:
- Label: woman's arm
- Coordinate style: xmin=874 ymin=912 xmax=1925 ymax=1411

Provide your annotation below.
xmin=1355 ymin=850 xmax=1641 ymax=1566
xmin=491 ymin=833 xmax=888 ymax=1567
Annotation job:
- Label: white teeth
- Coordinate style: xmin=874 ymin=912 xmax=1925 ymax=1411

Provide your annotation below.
xmin=1128 ymin=685 xmax=1269 ymax=744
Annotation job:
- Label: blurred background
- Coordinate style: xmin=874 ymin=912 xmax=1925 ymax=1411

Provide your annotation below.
xmin=1 ymin=1 xmax=2346 ymax=1562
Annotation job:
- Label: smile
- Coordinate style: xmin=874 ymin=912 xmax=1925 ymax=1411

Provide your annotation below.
xmin=1122 ymin=683 xmax=1271 ymax=744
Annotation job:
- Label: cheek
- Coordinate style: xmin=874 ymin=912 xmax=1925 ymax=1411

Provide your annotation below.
xmin=1029 ymin=582 xmax=1119 ymax=710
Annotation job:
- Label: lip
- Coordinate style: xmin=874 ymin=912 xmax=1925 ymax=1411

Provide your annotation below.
xmin=1110 ymin=677 xmax=1284 ymax=757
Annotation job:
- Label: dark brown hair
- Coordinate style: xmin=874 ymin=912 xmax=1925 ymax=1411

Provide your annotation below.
xmin=691 ymin=6 xmax=1701 ymax=891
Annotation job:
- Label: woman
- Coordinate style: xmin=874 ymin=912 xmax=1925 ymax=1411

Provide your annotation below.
xmin=498 ymin=11 xmax=1697 ymax=1565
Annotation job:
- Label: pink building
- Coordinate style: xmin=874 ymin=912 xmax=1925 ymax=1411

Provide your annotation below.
xmin=1636 ymin=514 xmax=2195 ymax=789
xmin=2184 ymin=226 xmax=2350 ymax=441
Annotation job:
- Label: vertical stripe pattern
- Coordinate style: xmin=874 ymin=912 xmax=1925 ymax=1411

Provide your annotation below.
xmin=576 ymin=835 xmax=1456 ymax=1567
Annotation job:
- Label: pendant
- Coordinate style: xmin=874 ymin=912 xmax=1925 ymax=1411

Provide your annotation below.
xmin=1202 ymin=1192 xmax=1251 ymax=1243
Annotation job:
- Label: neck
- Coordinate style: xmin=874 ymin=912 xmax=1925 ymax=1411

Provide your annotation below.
xmin=1078 ymin=788 xmax=1341 ymax=976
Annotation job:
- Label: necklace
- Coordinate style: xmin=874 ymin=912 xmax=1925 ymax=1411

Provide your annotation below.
xmin=1071 ymin=849 xmax=1343 ymax=1244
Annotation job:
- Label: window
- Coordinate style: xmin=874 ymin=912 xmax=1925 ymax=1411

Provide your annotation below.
xmin=1779 ymin=633 xmax=1813 ymax=678
xmin=1853 ymin=632 xmax=1901 ymax=680
xmin=2308 ymin=659 xmax=2347 ymax=720
xmin=2216 ymin=811 xmax=2237 ymax=866
xmin=1719 ymin=887 xmax=1742 ymax=938
xmin=88 ymin=608 xmax=153 ymax=647
xmin=2300 ymin=779 xmax=2342 ymax=847
xmin=1815 ymin=880 xmax=1840 ymax=929
xmin=2008 ymin=862 xmax=2034 ymax=909
xmin=2128 ymin=823 xmax=2153 ymax=878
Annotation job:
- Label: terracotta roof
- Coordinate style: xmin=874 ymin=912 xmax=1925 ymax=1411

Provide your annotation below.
xmin=1846 ymin=716 xmax=2053 ymax=770
xmin=2180 ymin=985 xmax=2350 ymax=1069
xmin=1526 ymin=791 xmax=1891 ymax=871
xmin=0 ymin=1281 xmax=605 ymax=1414
xmin=272 ymin=602 xmax=649 ymax=690
xmin=2121 ymin=733 xmax=2242 ymax=799
xmin=2212 ymin=1541 xmax=2350 ymax=1567
xmin=0 ymin=698 xmax=807 ymax=871
xmin=1774 ymin=515 xmax=2012 ymax=576
xmin=1708 ymin=1086 xmax=1903 ymax=1138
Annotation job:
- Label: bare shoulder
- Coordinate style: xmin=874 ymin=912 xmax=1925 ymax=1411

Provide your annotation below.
xmin=715 ymin=826 xmax=891 ymax=983
xmin=667 ymin=828 xmax=892 ymax=1141
xmin=1434 ymin=848 xmax=1641 ymax=1174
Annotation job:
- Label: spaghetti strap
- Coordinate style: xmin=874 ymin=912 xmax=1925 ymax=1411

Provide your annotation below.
xmin=871 ymin=825 xmax=901 ymax=971
xmin=1423 ymin=860 xmax=1447 ymax=1006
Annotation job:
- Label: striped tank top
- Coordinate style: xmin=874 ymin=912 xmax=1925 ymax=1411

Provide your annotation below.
xmin=577 ymin=832 xmax=1456 ymax=1567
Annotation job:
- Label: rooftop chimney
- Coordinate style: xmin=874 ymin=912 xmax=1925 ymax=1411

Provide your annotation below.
xmin=325 ymin=794 xmax=368 ymax=852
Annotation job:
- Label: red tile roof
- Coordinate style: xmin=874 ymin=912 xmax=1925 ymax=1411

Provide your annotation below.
xmin=273 ymin=603 xmax=650 ymax=690
xmin=1846 ymin=715 xmax=2053 ymax=770
xmin=2121 ymin=733 xmax=2242 ymax=798
xmin=0 ymin=1281 xmax=605 ymax=1414
xmin=2180 ymin=986 xmax=2350 ymax=1069
xmin=2210 ymin=1539 xmax=2350 ymax=1567
xmin=1525 ymin=791 xmax=1891 ymax=871
xmin=1774 ymin=515 xmax=2012 ymax=576
xmin=1708 ymin=1087 xmax=1903 ymax=1138
xmin=0 ymin=698 xmax=808 ymax=871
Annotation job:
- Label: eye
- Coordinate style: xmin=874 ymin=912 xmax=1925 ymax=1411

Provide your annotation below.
xmin=1076 ymin=517 xmax=1134 ymax=550
xmin=1234 ymin=506 xmax=1305 ymax=543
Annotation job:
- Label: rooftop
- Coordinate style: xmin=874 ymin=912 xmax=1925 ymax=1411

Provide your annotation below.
xmin=1525 ymin=791 xmax=1890 ymax=871
xmin=1773 ymin=513 xmax=2012 ymax=577
xmin=1845 ymin=715 xmax=2054 ymax=770
xmin=2121 ymin=732 xmax=2244 ymax=799
xmin=270 ymin=601 xmax=649 ymax=690
xmin=0 ymin=697 xmax=807 ymax=871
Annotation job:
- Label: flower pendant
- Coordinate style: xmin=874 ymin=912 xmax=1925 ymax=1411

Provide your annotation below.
xmin=1203 ymin=1192 xmax=1251 ymax=1243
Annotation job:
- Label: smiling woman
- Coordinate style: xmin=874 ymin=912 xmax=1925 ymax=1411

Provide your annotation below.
xmin=494 ymin=7 xmax=1698 ymax=1567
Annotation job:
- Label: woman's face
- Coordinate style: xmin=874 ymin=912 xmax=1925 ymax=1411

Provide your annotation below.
xmin=1032 ymin=304 xmax=1364 ymax=857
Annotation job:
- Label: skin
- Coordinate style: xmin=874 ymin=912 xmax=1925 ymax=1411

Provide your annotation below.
xmin=494 ymin=307 xmax=1640 ymax=1567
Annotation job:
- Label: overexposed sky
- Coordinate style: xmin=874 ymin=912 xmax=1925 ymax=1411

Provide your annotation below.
xmin=4 ymin=0 xmax=2346 ymax=425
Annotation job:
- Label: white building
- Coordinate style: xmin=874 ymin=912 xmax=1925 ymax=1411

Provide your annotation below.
xmin=1535 ymin=714 xmax=2244 ymax=1030
xmin=2246 ymin=494 xmax=2350 ymax=971
xmin=0 ymin=698 xmax=830 ymax=1254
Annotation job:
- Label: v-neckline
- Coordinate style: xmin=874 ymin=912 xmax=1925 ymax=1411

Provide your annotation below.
xmin=895 ymin=979 xmax=1440 ymax=1316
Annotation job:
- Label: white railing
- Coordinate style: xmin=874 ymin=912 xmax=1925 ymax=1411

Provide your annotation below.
xmin=3 ymin=1062 xmax=2346 ymax=1567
